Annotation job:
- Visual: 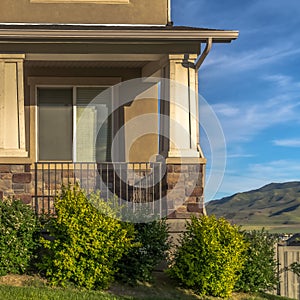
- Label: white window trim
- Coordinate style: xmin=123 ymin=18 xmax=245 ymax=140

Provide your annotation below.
xmin=73 ymin=87 xmax=77 ymax=162
xmin=28 ymin=77 xmax=121 ymax=162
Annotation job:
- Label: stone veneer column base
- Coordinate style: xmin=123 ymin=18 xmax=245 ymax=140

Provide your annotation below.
xmin=0 ymin=164 xmax=33 ymax=204
xmin=166 ymin=162 xmax=205 ymax=219
xmin=164 ymin=160 xmax=206 ymax=243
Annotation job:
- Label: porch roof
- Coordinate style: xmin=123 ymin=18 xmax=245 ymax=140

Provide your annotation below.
xmin=0 ymin=24 xmax=239 ymax=43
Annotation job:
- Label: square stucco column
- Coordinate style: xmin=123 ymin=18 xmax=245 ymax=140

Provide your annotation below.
xmin=167 ymin=54 xmax=199 ymax=158
xmin=0 ymin=54 xmax=27 ymax=157
xmin=161 ymin=55 xmax=207 ymax=222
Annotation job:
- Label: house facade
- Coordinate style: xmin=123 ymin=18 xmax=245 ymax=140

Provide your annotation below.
xmin=0 ymin=0 xmax=238 ymax=222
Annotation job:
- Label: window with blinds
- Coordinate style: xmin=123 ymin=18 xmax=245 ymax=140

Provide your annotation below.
xmin=76 ymin=87 xmax=112 ymax=162
xmin=38 ymin=86 xmax=112 ymax=162
xmin=38 ymin=88 xmax=73 ymax=161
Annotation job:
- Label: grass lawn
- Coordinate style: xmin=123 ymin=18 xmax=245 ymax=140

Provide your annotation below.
xmin=0 ymin=273 xmax=199 ymax=300
xmin=0 ymin=273 xmax=293 ymax=300
xmin=0 ymin=285 xmax=126 ymax=300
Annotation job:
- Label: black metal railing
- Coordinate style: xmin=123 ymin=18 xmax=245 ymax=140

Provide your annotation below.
xmin=33 ymin=162 xmax=163 ymax=217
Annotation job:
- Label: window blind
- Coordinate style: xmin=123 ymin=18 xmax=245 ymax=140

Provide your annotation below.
xmin=76 ymin=87 xmax=112 ymax=162
xmin=38 ymin=88 xmax=73 ymax=161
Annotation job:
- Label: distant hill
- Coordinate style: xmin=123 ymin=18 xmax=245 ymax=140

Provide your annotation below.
xmin=206 ymin=182 xmax=300 ymax=225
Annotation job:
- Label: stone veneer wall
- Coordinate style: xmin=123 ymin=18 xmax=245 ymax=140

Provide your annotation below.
xmin=0 ymin=164 xmax=33 ymax=205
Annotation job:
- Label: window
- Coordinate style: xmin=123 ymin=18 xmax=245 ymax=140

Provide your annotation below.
xmin=38 ymin=86 xmax=112 ymax=162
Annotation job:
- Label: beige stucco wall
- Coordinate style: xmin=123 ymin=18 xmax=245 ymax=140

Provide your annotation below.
xmin=124 ymin=84 xmax=159 ymax=162
xmin=0 ymin=0 xmax=168 ymax=25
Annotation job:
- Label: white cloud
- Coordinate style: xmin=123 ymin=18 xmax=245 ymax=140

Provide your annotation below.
xmin=203 ymin=44 xmax=300 ymax=77
xmin=210 ymin=159 xmax=300 ymax=200
xmin=248 ymin=160 xmax=300 ymax=180
xmin=262 ymin=74 xmax=300 ymax=97
xmin=211 ymin=104 xmax=239 ymax=117
xmin=226 ymin=153 xmax=254 ymax=158
xmin=209 ymin=100 xmax=300 ymax=143
xmin=207 ymin=72 xmax=300 ymax=145
xmin=210 ymin=175 xmax=268 ymax=200
xmin=225 ymin=145 xmax=255 ymax=159
xmin=207 ymin=70 xmax=300 ymax=144
xmin=273 ymin=139 xmax=300 ymax=147
xmin=257 ymin=72 xmax=300 ymax=117
xmin=263 ymin=74 xmax=293 ymax=88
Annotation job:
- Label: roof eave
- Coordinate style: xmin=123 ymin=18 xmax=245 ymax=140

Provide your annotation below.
xmin=0 ymin=29 xmax=239 ymax=43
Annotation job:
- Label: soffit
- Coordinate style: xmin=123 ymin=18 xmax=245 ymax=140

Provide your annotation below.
xmin=25 ymin=60 xmax=148 ymax=68
xmin=25 ymin=53 xmax=164 ymax=61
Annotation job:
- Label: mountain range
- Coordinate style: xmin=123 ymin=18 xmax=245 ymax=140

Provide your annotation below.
xmin=206 ymin=181 xmax=300 ymax=225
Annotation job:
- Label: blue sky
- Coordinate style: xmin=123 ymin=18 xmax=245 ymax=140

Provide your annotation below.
xmin=172 ymin=0 xmax=300 ymax=200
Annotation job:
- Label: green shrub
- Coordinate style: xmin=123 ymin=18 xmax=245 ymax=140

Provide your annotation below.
xmin=235 ymin=229 xmax=278 ymax=292
xmin=168 ymin=215 xmax=247 ymax=298
xmin=0 ymin=198 xmax=39 ymax=276
xmin=289 ymin=262 xmax=300 ymax=277
xmin=116 ymin=218 xmax=170 ymax=284
xmin=38 ymin=186 xmax=135 ymax=289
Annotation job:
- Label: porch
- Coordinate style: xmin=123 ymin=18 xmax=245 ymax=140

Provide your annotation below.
xmin=0 ymin=24 xmax=239 ymax=220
